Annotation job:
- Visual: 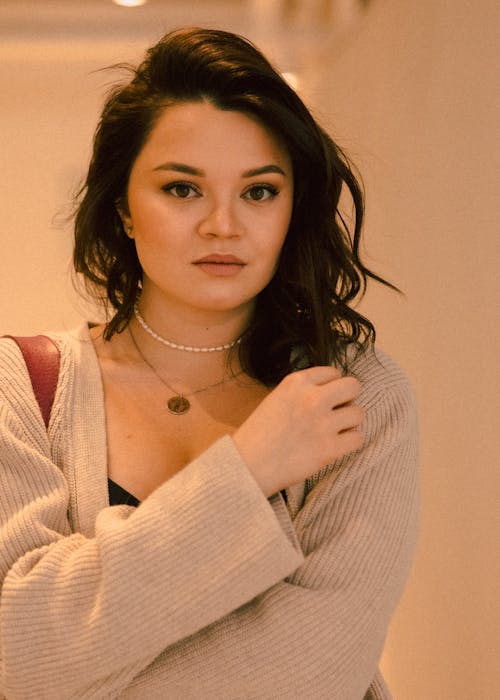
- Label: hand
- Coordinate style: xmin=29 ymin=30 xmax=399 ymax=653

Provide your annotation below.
xmin=233 ymin=367 xmax=364 ymax=497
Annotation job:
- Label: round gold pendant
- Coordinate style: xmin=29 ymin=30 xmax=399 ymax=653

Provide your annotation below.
xmin=167 ymin=395 xmax=190 ymax=415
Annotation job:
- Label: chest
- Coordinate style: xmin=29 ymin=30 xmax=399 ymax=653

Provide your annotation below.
xmin=102 ymin=372 xmax=269 ymax=502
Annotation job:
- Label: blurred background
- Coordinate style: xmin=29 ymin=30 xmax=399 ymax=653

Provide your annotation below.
xmin=1 ymin=1 xmax=498 ymax=697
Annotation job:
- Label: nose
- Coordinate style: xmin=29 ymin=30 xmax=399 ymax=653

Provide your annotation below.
xmin=197 ymin=197 xmax=242 ymax=239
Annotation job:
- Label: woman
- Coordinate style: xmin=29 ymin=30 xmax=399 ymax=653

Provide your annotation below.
xmin=0 ymin=28 xmax=419 ymax=699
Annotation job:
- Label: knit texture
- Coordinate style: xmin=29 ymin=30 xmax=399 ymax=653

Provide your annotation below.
xmin=0 ymin=325 xmax=419 ymax=699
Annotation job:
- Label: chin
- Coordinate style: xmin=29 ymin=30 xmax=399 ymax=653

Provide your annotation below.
xmin=191 ymin=292 xmax=256 ymax=315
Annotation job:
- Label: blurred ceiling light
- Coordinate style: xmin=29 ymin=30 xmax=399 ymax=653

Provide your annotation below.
xmin=112 ymin=0 xmax=147 ymax=7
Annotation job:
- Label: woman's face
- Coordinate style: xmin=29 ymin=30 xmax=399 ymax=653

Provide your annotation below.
xmin=121 ymin=100 xmax=293 ymax=320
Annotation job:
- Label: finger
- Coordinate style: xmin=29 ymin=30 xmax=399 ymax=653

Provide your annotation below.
xmin=318 ymin=375 xmax=362 ymax=409
xmin=333 ymin=429 xmax=364 ymax=458
xmin=291 ymin=365 xmax=343 ymax=385
xmin=331 ymin=404 xmax=364 ymax=433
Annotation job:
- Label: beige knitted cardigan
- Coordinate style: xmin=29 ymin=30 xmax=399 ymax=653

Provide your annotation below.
xmin=0 ymin=325 xmax=419 ymax=699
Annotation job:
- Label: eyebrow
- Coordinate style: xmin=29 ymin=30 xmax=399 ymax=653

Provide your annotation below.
xmin=153 ymin=162 xmax=203 ymax=176
xmin=243 ymin=165 xmax=287 ymax=177
xmin=152 ymin=162 xmax=287 ymax=177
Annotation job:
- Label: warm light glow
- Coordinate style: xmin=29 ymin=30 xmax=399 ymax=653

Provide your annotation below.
xmin=282 ymin=72 xmax=300 ymax=91
xmin=112 ymin=0 xmax=147 ymax=7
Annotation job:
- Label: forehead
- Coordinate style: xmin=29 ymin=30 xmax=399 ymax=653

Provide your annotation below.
xmin=135 ymin=100 xmax=291 ymax=172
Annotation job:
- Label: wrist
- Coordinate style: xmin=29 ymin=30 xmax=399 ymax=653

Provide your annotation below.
xmin=232 ymin=433 xmax=276 ymax=498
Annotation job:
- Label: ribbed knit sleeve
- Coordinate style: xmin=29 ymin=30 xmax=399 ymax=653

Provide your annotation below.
xmin=120 ymin=349 xmax=420 ymax=699
xmin=0 ymin=333 xmax=419 ymax=699
xmin=0 ymin=339 xmax=304 ymax=699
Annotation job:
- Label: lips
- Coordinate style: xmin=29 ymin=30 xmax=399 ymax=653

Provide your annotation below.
xmin=193 ymin=254 xmax=245 ymax=265
xmin=192 ymin=254 xmax=246 ymax=277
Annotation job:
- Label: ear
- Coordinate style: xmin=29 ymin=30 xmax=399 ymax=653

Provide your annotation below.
xmin=115 ymin=199 xmax=134 ymax=238
xmin=122 ymin=219 xmax=135 ymax=239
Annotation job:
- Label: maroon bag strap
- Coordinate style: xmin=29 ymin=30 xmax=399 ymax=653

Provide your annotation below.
xmin=4 ymin=335 xmax=61 ymax=429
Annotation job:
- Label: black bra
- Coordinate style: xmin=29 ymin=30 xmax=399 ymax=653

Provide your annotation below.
xmin=108 ymin=478 xmax=140 ymax=507
xmin=108 ymin=479 xmax=288 ymax=508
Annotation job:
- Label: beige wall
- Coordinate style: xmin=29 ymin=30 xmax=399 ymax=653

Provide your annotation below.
xmin=1 ymin=1 xmax=499 ymax=697
xmin=321 ymin=2 xmax=499 ymax=698
xmin=0 ymin=40 xmax=143 ymax=332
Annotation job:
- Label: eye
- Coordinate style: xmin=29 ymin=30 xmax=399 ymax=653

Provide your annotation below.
xmin=243 ymin=184 xmax=279 ymax=202
xmin=162 ymin=182 xmax=200 ymax=199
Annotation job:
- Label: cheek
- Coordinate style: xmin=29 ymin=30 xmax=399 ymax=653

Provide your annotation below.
xmin=131 ymin=205 xmax=183 ymax=250
xmin=256 ymin=226 xmax=289 ymax=275
xmin=129 ymin=196 xmax=163 ymax=230
xmin=269 ymin=204 xmax=292 ymax=253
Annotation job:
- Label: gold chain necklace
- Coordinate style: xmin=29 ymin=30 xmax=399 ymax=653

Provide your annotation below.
xmin=128 ymin=325 xmax=243 ymax=415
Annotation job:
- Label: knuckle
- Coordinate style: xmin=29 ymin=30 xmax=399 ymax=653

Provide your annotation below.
xmin=308 ymin=365 xmax=341 ymax=383
xmin=344 ymin=429 xmax=364 ymax=450
xmin=354 ymin=431 xmax=364 ymax=447
xmin=281 ymin=371 xmax=303 ymax=390
xmin=354 ymin=405 xmax=365 ymax=422
xmin=329 ymin=366 xmax=343 ymax=379
xmin=303 ymin=387 xmax=321 ymax=413
xmin=346 ymin=376 xmax=362 ymax=394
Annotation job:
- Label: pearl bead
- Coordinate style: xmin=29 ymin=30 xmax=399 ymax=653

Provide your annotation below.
xmin=133 ymin=303 xmax=241 ymax=352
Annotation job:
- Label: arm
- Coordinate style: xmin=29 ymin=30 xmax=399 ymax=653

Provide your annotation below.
xmin=125 ymin=371 xmax=419 ymax=699
xmin=0 ymin=343 xmax=304 ymax=698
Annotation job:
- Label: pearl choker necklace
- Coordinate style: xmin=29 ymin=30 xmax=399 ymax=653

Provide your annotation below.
xmin=133 ymin=303 xmax=242 ymax=353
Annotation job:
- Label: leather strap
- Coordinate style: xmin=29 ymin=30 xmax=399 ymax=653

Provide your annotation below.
xmin=4 ymin=335 xmax=61 ymax=429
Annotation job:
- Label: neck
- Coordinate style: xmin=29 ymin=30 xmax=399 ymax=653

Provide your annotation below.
xmin=135 ymin=293 xmax=252 ymax=352
xmin=134 ymin=304 xmax=241 ymax=353
xmin=124 ymin=302 xmax=251 ymax=387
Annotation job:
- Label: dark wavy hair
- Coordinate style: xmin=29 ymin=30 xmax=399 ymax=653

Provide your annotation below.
xmin=74 ymin=27 xmax=397 ymax=385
